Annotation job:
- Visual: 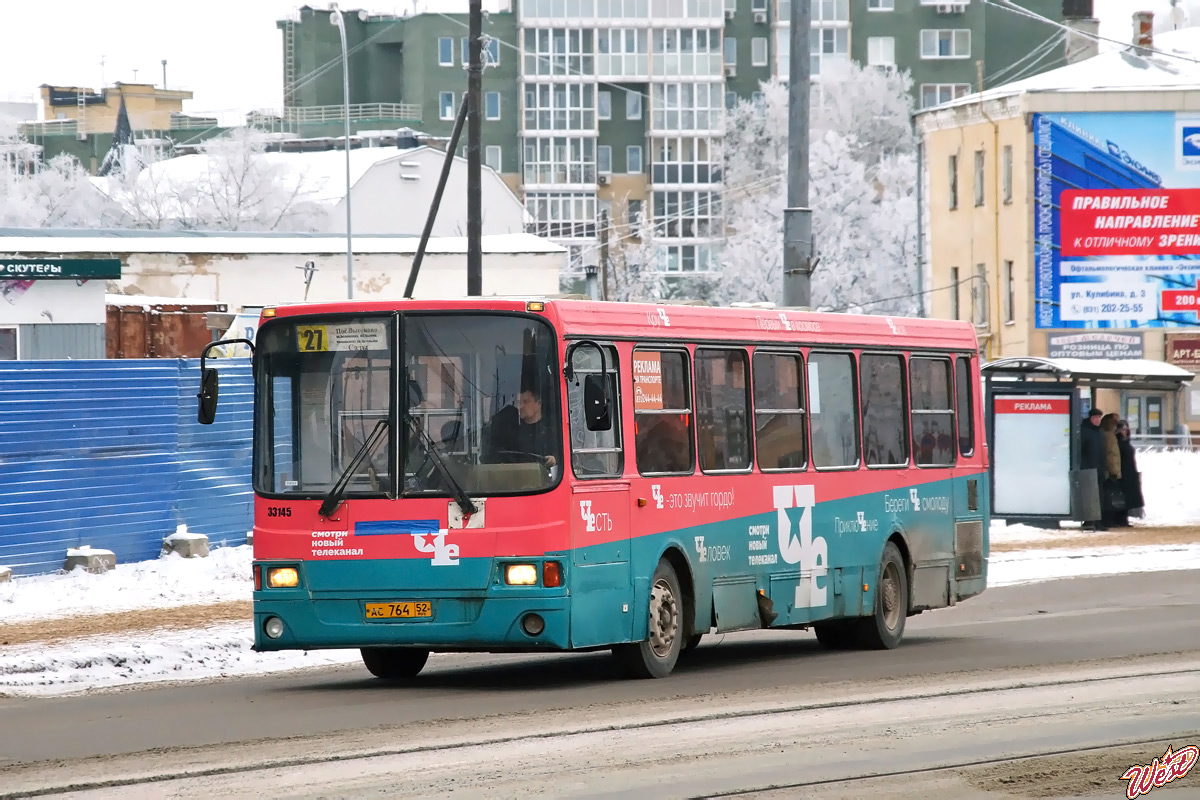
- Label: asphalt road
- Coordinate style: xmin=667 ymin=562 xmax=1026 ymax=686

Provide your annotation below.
xmin=2 ymin=569 xmax=1199 ymax=777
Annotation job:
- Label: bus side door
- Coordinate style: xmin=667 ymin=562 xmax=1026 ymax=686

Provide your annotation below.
xmin=564 ymin=343 xmax=634 ymax=647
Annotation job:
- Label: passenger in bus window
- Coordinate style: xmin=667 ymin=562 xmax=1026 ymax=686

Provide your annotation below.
xmin=637 ymin=415 xmax=691 ymax=473
xmin=484 ymin=384 xmax=560 ymax=469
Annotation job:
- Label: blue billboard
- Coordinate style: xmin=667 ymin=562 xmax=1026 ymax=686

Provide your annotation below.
xmin=1032 ymin=111 xmax=1200 ymax=329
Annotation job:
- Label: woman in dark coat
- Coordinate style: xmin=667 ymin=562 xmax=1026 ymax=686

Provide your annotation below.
xmin=1115 ymin=419 xmax=1144 ymax=525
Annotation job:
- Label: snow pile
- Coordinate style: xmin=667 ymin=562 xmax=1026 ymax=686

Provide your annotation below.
xmin=1137 ymin=448 xmax=1200 ymax=527
xmin=0 ymin=623 xmax=360 ymax=697
xmin=0 ymin=544 xmax=252 ymax=625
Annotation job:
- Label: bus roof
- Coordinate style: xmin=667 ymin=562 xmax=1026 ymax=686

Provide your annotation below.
xmin=267 ymin=297 xmax=980 ymax=352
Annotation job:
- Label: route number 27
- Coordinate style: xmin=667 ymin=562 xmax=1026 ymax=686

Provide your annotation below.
xmin=297 ymin=325 xmax=328 ymax=352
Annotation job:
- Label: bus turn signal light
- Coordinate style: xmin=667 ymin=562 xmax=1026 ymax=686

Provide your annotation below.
xmin=267 ymin=567 xmax=299 ymax=588
xmin=543 ymin=561 xmax=562 ymax=587
xmin=505 ymin=564 xmax=539 ymax=585
xmin=526 ymin=301 xmax=545 ymax=312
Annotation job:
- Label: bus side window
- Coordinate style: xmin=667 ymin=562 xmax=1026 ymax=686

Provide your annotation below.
xmin=695 ymin=348 xmax=751 ymax=472
xmin=860 ymin=353 xmax=909 ymax=468
xmin=568 ymin=344 xmax=623 ymax=478
xmin=752 ymin=351 xmax=806 ymax=471
xmin=808 ymin=352 xmax=860 ymax=469
xmin=633 ymin=349 xmax=695 ymax=475
xmin=955 ymin=356 xmax=975 ymax=456
xmin=910 ymin=357 xmax=956 ymax=467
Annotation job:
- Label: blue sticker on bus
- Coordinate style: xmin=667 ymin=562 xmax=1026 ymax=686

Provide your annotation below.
xmin=354 ymin=519 xmax=441 ymax=536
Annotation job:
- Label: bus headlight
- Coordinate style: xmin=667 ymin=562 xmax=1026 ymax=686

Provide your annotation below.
xmin=264 ymin=616 xmax=284 ymax=639
xmin=505 ymin=564 xmax=538 ymax=585
xmin=267 ymin=567 xmax=299 ymax=588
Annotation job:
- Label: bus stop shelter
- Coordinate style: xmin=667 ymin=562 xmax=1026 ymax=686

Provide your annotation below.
xmin=981 ymin=356 xmax=1195 ymax=527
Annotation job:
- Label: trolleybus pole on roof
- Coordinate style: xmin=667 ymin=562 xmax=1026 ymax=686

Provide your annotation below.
xmin=466 ymin=0 xmax=484 ymax=297
xmin=783 ymin=0 xmax=815 ymax=308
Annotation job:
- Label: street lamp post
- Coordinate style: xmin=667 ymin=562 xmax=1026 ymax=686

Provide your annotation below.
xmin=329 ymin=4 xmax=359 ymax=300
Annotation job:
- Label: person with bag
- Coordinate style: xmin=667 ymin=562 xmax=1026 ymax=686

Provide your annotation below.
xmin=1099 ymin=413 xmax=1125 ymax=528
xmin=1115 ymin=419 xmax=1145 ymax=523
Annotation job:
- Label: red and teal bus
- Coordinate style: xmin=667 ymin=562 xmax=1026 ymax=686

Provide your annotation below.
xmin=198 ymin=298 xmax=989 ymax=680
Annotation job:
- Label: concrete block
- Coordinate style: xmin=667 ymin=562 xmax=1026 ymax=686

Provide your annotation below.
xmin=64 ymin=546 xmax=117 ymax=574
xmin=162 ymin=531 xmax=210 ymax=559
xmin=246 ymin=530 xmax=254 ymax=546
xmin=0 ymin=566 xmax=11 ymax=582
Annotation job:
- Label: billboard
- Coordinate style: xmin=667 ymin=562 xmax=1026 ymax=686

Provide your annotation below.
xmin=1032 ymin=111 xmax=1200 ymax=329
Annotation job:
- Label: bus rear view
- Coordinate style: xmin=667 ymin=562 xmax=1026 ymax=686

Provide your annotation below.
xmin=241 ymin=305 xmax=571 ymax=679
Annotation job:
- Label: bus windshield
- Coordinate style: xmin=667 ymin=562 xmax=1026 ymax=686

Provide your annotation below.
xmin=254 ymin=314 xmax=396 ymax=498
xmin=402 ymin=313 xmax=561 ymax=497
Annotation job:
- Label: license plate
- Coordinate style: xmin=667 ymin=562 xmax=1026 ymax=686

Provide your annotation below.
xmin=365 ymin=601 xmax=432 ymax=620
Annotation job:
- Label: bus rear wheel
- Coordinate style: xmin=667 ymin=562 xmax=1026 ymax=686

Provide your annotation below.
xmin=853 ymin=541 xmax=908 ymax=650
xmin=613 ymin=559 xmax=683 ymax=679
xmin=360 ymin=647 xmax=430 ymax=680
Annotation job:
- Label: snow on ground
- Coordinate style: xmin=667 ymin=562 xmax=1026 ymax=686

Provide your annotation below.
xmin=988 ymin=544 xmax=1200 ymax=587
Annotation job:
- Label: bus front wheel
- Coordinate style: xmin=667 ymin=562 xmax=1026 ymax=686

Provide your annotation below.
xmin=613 ymin=559 xmax=683 ymax=679
xmin=360 ymin=647 xmax=430 ymax=680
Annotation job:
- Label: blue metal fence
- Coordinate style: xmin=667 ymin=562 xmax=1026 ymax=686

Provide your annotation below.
xmin=0 ymin=358 xmax=254 ymax=577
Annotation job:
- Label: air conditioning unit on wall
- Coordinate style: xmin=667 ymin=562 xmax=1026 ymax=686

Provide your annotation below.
xmin=753 ymin=10 xmax=766 ymax=23
xmin=725 ymin=64 xmax=737 ymax=77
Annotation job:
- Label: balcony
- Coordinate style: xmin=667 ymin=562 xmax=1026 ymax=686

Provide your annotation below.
xmin=252 ymin=103 xmax=423 ymax=126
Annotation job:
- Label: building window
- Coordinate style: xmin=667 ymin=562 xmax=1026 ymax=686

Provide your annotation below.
xmin=598 ymin=90 xmax=612 ymax=120
xmin=523 ymin=83 xmax=596 ymax=131
xmin=752 ymin=0 xmax=766 ymax=11
xmin=751 ymin=37 xmax=768 ymax=67
xmin=438 ymin=37 xmax=453 ymax=66
xmin=868 ymin=0 xmax=894 ymax=9
xmin=808 ymin=352 xmax=860 ymax=469
xmin=524 ymin=191 xmax=597 ymax=238
xmin=725 ymin=90 xmax=737 ymax=109
xmin=653 ymin=189 xmax=720 ymax=237
xmin=651 ymin=83 xmax=722 ymax=131
xmin=948 ymin=153 xmax=958 ymax=209
xmin=596 ymin=28 xmax=649 ymax=77
xmin=653 ymin=28 xmax=723 ymax=77
xmin=919 ymin=83 xmax=971 ymax=108
xmin=1002 ymin=144 xmax=1012 ymax=203
xmin=752 ymin=352 xmax=806 ymax=471
xmin=523 ymin=136 xmax=597 ymax=185
xmin=973 ymin=149 xmax=984 ymax=206
xmin=598 ymin=144 xmax=612 ymax=174
xmin=809 ymin=27 xmax=849 ymax=76
xmin=651 ymin=136 xmax=718 ymax=184
xmin=523 ymin=28 xmax=595 ymax=77
xmin=657 ymin=243 xmax=717 ymax=273
xmin=0 ymin=327 xmax=16 ymax=360
xmin=920 ymin=29 xmax=971 ymax=59
xmin=860 ymin=353 xmax=908 ymax=467
xmin=1004 ymin=259 xmax=1014 ymax=323
xmin=627 ymin=144 xmax=643 ymax=173
xmin=485 ymin=91 xmax=501 ymax=120
xmin=650 ymin=0 xmax=723 ymax=14
xmin=439 ymin=91 xmax=455 ymax=120
xmin=910 ymin=358 xmax=955 ymax=467
xmin=867 ymin=36 xmax=895 ymax=66
xmin=813 ymin=0 xmax=849 ymax=20
xmin=485 ymin=145 xmax=502 ymax=172
xmin=626 ymin=90 xmax=642 ymax=119
xmin=633 ymin=349 xmax=695 ymax=476
xmin=950 ymin=266 xmax=960 ymax=319
xmin=695 ymin=348 xmax=751 ymax=472
xmin=628 ymin=197 xmax=643 ymax=225
xmin=724 ymin=36 xmax=736 ymax=66
xmin=461 ymin=36 xmax=501 ymax=66
xmin=973 ymin=263 xmax=988 ymax=326
xmin=779 ymin=0 xmax=790 ymax=17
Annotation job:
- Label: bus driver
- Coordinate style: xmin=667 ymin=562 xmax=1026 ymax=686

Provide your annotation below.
xmin=484 ymin=384 xmax=560 ymax=470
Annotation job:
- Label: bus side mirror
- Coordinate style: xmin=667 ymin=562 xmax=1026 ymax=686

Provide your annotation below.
xmin=583 ymin=373 xmax=611 ymax=432
xmin=198 ymin=368 xmax=219 ymax=425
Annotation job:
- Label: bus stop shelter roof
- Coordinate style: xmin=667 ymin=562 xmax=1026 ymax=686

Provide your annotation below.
xmin=982 ymin=357 xmax=1195 ymax=391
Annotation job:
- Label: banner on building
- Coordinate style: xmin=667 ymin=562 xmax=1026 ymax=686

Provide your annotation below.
xmin=0 ymin=259 xmax=123 ymax=280
xmin=1167 ymin=335 xmax=1200 ymax=369
xmin=1032 ymin=112 xmax=1200 ymax=329
xmin=1046 ymin=331 xmax=1144 ymax=359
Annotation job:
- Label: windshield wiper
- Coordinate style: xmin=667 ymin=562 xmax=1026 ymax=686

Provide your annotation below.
xmin=319 ymin=418 xmax=389 ymax=518
xmin=406 ymin=414 xmax=477 ymax=516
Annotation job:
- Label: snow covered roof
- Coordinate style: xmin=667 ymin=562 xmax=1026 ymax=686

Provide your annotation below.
xmin=0 ymin=229 xmax=565 ymax=255
xmin=983 ymin=356 xmax=1195 ymax=385
xmin=921 ymin=27 xmax=1200 ymax=113
xmin=105 ymin=293 xmax=226 ymax=307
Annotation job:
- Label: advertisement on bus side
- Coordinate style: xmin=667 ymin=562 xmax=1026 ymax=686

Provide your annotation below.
xmin=1032 ymin=111 xmax=1200 ymax=329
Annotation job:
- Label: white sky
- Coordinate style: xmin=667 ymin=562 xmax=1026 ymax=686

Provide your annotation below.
xmin=0 ymin=0 xmax=1180 ymax=122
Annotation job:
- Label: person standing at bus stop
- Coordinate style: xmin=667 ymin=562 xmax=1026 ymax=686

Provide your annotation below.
xmin=1079 ymin=408 xmax=1106 ymax=531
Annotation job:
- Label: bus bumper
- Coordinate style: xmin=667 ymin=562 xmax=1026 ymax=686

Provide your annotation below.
xmin=250 ymin=595 xmax=572 ymax=652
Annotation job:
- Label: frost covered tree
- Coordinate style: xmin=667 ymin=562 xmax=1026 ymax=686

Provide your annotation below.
xmin=105 ymin=127 xmax=330 ymax=232
xmin=0 ymin=119 xmax=123 ymax=228
xmin=715 ymin=62 xmax=920 ymax=315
